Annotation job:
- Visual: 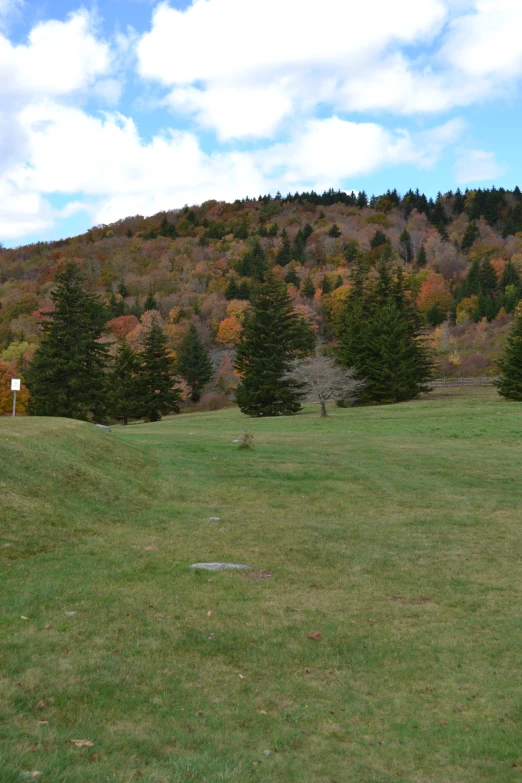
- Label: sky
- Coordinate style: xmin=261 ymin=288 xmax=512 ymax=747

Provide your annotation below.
xmin=2 ymin=0 xmax=522 ymax=247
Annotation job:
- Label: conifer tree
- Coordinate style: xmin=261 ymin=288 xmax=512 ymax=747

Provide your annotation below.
xmin=399 ymin=228 xmax=414 ymax=263
xmin=416 ymin=245 xmax=427 ymax=267
xmin=284 ymin=266 xmax=300 ymax=288
xmin=321 ymin=275 xmax=333 ymax=294
xmin=234 ymin=221 xmax=249 ymax=239
xmin=344 ymin=239 xmax=360 ymax=263
xmin=109 ymin=340 xmax=143 ymax=425
xmin=334 ymin=274 xmax=343 ymax=290
xmin=26 ymin=264 xmax=109 ymax=420
xmin=237 ymin=281 xmax=251 ymax=300
xmin=117 ymin=280 xmax=129 ymax=299
xmin=276 ymin=229 xmax=292 ymax=266
xmin=159 ymin=214 xmax=178 ymax=238
xmin=328 ymin=223 xmax=341 ymax=238
xmin=496 ymin=311 xmax=522 ymax=400
xmin=140 ymin=318 xmax=181 ymax=421
xmin=225 ymin=278 xmax=240 ymax=300
xmin=370 ymin=229 xmax=388 ymax=249
xmin=237 ymin=239 xmax=267 ymax=280
xmin=235 ymin=273 xmax=313 ymax=416
xmin=461 ymin=221 xmax=480 ymax=250
xmin=301 ymin=276 xmax=316 ymax=298
xmin=144 ymin=288 xmax=158 ymax=311
xmin=176 ymin=323 xmax=213 ymax=402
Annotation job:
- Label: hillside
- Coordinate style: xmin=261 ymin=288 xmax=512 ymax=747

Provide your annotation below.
xmin=1 ymin=395 xmax=521 ymax=781
xmin=1 ymin=187 xmax=521 ymax=410
xmin=0 ymin=417 xmax=152 ymax=558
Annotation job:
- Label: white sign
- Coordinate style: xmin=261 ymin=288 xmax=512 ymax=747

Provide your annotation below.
xmin=11 ymin=379 xmax=21 ymax=391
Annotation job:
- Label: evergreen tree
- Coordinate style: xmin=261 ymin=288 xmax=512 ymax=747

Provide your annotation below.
xmin=334 ymin=274 xmax=344 ymax=290
xmin=496 ymin=312 xmax=522 ymax=400
xmin=321 ymin=275 xmax=333 ymax=295
xmin=399 ymin=228 xmax=414 ymax=264
xmin=26 ymin=264 xmax=109 ymax=420
xmin=370 ymin=229 xmax=388 ymax=249
xmin=328 ymin=223 xmax=341 ymax=238
xmin=284 ymin=266 xmax=301 ymax=288
xmin=109 ymin=340 xmax=143 ymax=425
xmin=159 ymin=215 xmax=178 ymax=238
xmin=276 ymin=229 xmax=292 ymax=266
xmin=416 ymin=245 xmax=427 ymax=267
xmin=234 ymin=221 xmax=249 ymax=239
xmin=117 ymin=280 xmax=129 ymax=299
xmin=501 ymin=259 xmax=521 ymax=290
xmin=176 ymin=324 xmax=213 ymax=402
xmin=139 ymin=318 xmax=181 ymax=421
xmin=235 ymin=273 xmax=313 ymax=416
xmin=108 ymin=292 xmax=124 ymax=318
xmin=144 ymin=288 xmax=158 ymax=311
xmin=461 ymin=221 xmax=480 ymax=250
xmin=453 ymin=188 xmax=465 ymax=215
xmin=301 ymin=277 xmax=316 ymax=298
xmin=479 ymin=258 xmax=498 ymax=295
xmin=356 ymin=191 xmax=368 ymax=208
xmin=425 ymin=303 xmax=446 ymax=327
xmin=225 ymin=278 xmax=240 ymax=300
xmin=237 ymin=239 xmax=267 ymax=280
xmin=336 ymin=261 xmax=431 ymax=404
xmin=344 ymin=239 xmax=360 ymax=263
xmin=237 ymin=281 xmax=251 ymax=300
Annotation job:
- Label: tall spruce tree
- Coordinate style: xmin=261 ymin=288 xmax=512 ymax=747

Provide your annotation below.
xmin=399 ymin=229 xmax=414 ymax=263
xmin=235 ymin=273 xmax=313 ymax=416
xmin=337 ymin=262 xmax=431 ymax=404
xmin=140 ymin=318 xmax=181 ymax=421
xmin=26 ymin=264 xmax=109 ymax=420
xmin=276 ymin=229 xmax=292 ymax=266
xmin=496 ymin=311 xmax=522 ymax=400
xmin=176 ymin=324 xmax=213 ymax=402
xmin=109 ymin=340 xmax=143 ymax=425
xmin=144 ymin=288 xmax=158 ymax=311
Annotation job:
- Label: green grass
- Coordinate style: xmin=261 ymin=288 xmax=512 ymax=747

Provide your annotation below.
xmin=1 ymin=391 xmax=522 ymax=782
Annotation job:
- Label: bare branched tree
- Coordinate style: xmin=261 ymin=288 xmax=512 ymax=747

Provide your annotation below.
xmin=285 ymin=353 xmax=363 ymax=417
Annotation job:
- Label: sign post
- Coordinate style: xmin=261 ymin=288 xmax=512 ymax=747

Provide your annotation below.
xmin=11 ymin=379 xmax=20 ymax=417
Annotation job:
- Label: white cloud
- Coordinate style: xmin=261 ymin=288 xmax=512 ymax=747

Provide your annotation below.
xmin=454 ymin=148 xmax=506 ymax=183
xmin=0 ymin=11 xmax=111 ymax=98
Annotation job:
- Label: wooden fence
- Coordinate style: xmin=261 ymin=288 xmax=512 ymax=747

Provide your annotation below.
xmin=429 ymin=376 xmax=498 ymax=388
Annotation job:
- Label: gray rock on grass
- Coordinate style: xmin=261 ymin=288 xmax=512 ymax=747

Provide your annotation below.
xmin=190 ymin=562 xmax=250 ymax=572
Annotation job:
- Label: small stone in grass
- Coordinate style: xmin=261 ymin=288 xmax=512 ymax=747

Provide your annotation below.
xmin=66 ymin=611 xmax=77 ymax=617
xmin=209 ymin=517 xmax=221 ymax=521
xmin=191 ymin=563 xmax=250 ymax=572
xmin=263 ymin=750 xmax=272 ymax=757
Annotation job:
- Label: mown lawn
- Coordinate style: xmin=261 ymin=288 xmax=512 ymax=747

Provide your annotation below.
xmin=1 ymin=390 xmax=521 ymax=782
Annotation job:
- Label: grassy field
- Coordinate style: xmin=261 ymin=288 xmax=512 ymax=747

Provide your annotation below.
xmin=1 ymin=390 xmax=522 ymax=782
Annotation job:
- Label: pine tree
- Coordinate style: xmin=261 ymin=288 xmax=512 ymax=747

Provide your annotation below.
xmin=237 ymin=281 xmax=251 ymax=300
xmin=461 ymin=221 xmax=480 ymax=250
xmin=328 ymin=223 xmax=341 ymax=238
xmin=117 ymin=280 xmax=129 ymax=299
xmin=26 ymin=264 xmax=109 ymax=420
xmin=321 ymin=275 xmax=333 ymax=294
xmin=501 ymin=259 xmax=521 ymax=290
xmin=301 ymin=277 xmax=316 ymax=298
xmin=235 ymin=273 xmax=313 ymax=416
xmin=284 ymin=266 xmax=300 ymax=288
xmin=334 ymin=274 xmax=343 ymax=290
xmin=140 ymin=318 xmax=181 ymax=421
xmin=370 ymin=229 xmax=388 ymax=249
xmin=234 ymin=221 xmax=249 ymax=239
xmin=416 ymin=245 xmax=427 ymax=267
xmin=109 ymin=340 xmax=143 ymax=425
xmin=237 ymin=239 xmax=267 ymax=280
xmin=496 ymin=311 xmax=522 ymax=400
xmin=159 ymin=215 xmax=178 ymax=238
xmin=176 ymin=324 xmax=213 ymax=402
xmin=225 ymin=278 xmax=240 ymax=300
xmin=399 ymin=228 xmax=414 ymax=264
xmin=276 ymin=229 xmax=292 ymax=266
xmin=144 ymin=288 xmax=158 ymax=311
xmin=344 ymin=239 xmax=359 ymax=263
xmin=479 ymin=258 xmax=498 ymax=295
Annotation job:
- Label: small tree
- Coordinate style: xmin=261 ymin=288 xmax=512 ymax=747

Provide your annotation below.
xmin=276 ymin=229 xmax=292 ymax=266
xmin=370 ymin=230 xmax=388 ymax=249
xmin=285 ymin=353 xmax=362 ymax=417
xmin=176 ymin=323 xmax=213 ymax=402
xmin=328 ymin=223 xmax=341 ymax=238
xmin=496 ymin=310 xmax=522 ymax=400
xmin=301 ymin=277 xmax=316 ymax=298
xmin=399 ymin=229 xmax=414 ymax=264
xmin=108 ymin=340 xmax=143 ymax=425
xmin=144 ymin=288 xmax=158 ymax=311
xmin=140 ymin=318 xmax=181 ymax=421
xmin=416 ymin=245 xmax=427 ymax=267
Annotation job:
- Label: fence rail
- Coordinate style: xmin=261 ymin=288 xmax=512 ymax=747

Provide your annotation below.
xmin=429 ymin=376 xmax=498 ymax=388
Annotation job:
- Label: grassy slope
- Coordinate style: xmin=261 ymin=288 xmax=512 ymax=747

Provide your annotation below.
xmin=1 ymin=393 xmax=521 ymax=782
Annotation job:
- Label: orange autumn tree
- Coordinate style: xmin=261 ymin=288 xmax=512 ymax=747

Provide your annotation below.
xmin=416 ymin=273 xmax=453 ymax=316
xmin=216 ymin=315 xmax=242 ymax=346
xmin=0 ymin=360 xmax=29 ymax=415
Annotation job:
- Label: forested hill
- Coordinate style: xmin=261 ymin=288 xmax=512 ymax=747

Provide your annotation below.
xmin=1 ymin=186 xmax=521 ymax=405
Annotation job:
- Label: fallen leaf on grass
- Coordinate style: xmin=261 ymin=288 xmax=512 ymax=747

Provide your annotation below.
xmin=36 ymin=701 xmax=46 ymax=710
xmin=90 ymin=753 xmax=98 ymax=762
xmin=259 ymin=710 xmax=268 ymax=715
xmin=71 ymin=739 xmax=94 ymax=747
xmin=144 ymin=547 xmax=155 ymax=551
xmin=37 ymin=721 xmax=48 ymax=725
xmin=65 ymin=649 xmax=72 ymax=655
xmin=239 ymin=674 xmax=246 ymax=680
xmin=20 ymin=772 xmax=41 ymax=780
xmin=207 ymin=611 xmax=212 ymax=617
xmin=21 ymin=616 xmax=29 ymax=620
xmin=308 ymin=632 xmax=321 ymax=640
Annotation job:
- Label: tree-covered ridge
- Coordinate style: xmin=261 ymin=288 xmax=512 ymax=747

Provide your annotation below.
xmin=1 ymin=184 xmax=522 ymax=413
